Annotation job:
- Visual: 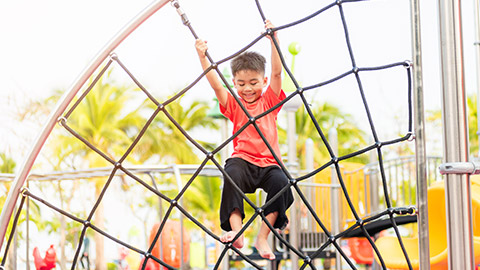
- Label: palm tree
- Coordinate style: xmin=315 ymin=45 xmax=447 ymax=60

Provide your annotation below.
xmin=137 ymin=97 xmax=218 ymax=165
xmin=59 ymin=81 xmax=219 ymax=268
xmin=47 ymin=75 xmax=146 ymax=270
xmin=21 ymin=68 xmax=219 ymax=268
xmin=279 ymin=101 xmax=368 ymax=170
xmin=183 ymin=176 xmax=222 ymax=232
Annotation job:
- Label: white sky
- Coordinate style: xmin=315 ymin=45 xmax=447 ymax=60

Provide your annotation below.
xmin=0 ymin=0 xmax=478 ymax=168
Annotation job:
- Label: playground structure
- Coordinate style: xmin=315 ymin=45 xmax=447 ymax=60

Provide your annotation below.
xmin=146 ymin=220 xmax=190 ymax=269
xmin=32 ymin=245 xmax=56 ymax=270
xmin=374 ymin=177 xmax=480 ymax=270
xmin=0 ymin=152 xmax=474 ymax=270
xmin=0 ymin=153 xmax=448 ymax=270
xmin=1 ymin=0 xmax=480 ymax=269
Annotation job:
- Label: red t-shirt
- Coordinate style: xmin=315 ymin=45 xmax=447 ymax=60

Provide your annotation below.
xmin=220 ymin=86 xmax=285 ymax=167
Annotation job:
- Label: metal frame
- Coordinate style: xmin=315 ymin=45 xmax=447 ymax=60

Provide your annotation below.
xmin=0 ymin=0 xmax=171 ymax=250
xmin=475 ymin=0 xmax=480 ymax=156
xmin=438 ymin=0 xmax=475 ymax=268
xmin=0 ymin=165 xmax=222 ymax=183
xmin=409 ymin=0 xmax=430 ymax=267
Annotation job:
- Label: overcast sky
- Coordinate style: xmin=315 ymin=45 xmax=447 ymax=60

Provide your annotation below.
xmin=0 ymin=0 xmax=478 ymax=169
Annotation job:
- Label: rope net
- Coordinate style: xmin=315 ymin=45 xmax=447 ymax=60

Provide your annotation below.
xmin=2 ymin=0 xmax=415 ymax=269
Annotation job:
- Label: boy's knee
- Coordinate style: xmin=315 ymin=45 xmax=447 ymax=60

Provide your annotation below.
xmin=223 ymin=172 xmax=242 ymax=189
xmin=224 ymin=160 xmax=245 ymax=184
xmin=270 ymin=171 xmax=289 ymax=188
xmin=271 ymin=182 xmax=288 ymax=194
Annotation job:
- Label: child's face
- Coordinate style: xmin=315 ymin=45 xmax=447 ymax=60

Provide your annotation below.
xmin=232 ymin=69 xmax=267 ymax=104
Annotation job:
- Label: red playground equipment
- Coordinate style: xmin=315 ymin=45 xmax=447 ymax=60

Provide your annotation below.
xmin=33 ymin=245 xmax=56 ymax=270
xmin=138 ymin=220 xmax=190 ymax=270
xmin=347 ymin=237 xmax=374 ymax=266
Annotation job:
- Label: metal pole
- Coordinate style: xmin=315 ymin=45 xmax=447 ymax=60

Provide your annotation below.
xmin=475 ymin=0 xmax=480 ymax=157
xmin=286 ymin=108 xmax=299 ymax=270
xmin=367 ymin=163 xmax=381 ymax=270
xmin=147 ymin=172 xmax=164 ymax=264
xmin=410 ymin=0 xmax=430 ymax=267
xmin=172 ymin=165 xmax=185 ymax=269
xmin=282 ymin=44 xmax=302 ymax=269
xmin=368 ymin=144 xmax=379 ymax=216
xmin=305 ymin=138 xmax=314 ymax=232
xmin=287 ymin=110 xmax=297 ymax=171
xmin=26 ymin=181 xmax=30 ymax=270
xmin=328 ymin=128 xmax=342 ymax=270
xmin=438 ymin=0 xmax=475 ymax=267
xmin=220 ymin=118 xmax=229 ymax=163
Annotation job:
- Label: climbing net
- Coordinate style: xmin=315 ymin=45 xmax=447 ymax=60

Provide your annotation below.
xmin=1 ymin=0 xmax=415 ymax=269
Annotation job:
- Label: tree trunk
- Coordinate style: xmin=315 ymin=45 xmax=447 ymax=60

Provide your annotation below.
xmin=57 ymin=181 xmax=67 ymax=270
xmin=6 ymin=231 xmax=17 ymax=270
xmin=58 ymin=214 xmax=67 ymax=270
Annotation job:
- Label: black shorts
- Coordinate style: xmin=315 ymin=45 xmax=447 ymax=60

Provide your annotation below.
xmin=220 ymin=157 xmax=294 ymax=231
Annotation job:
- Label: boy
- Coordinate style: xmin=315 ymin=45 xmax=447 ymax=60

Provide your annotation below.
xmin=195 ymin=20 xmax=293 ymax=260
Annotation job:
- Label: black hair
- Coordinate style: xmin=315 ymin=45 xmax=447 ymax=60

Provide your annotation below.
xmin=230 ymin=51 xmax=266 ymax=76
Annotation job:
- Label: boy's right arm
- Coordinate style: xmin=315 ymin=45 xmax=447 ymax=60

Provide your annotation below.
xmin=195 ymin=39 xmax=228 ymax=108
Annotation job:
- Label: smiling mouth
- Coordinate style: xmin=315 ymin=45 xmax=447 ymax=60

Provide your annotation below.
xmin=243 ymin=95 xmax=258 ymax=104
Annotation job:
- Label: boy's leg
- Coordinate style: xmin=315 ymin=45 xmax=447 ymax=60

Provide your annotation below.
xmin=220 ymin=158 xmax=257 ymax=249
xmin=255 ymin=211 xmax=278 ymax=260
xmin=255 ymin=166 xmax=294 ymax=260
xmin=261 ymin=167 xmax=293 ymax=229
xmin=220 ymin=208 xmax=244 ymax=248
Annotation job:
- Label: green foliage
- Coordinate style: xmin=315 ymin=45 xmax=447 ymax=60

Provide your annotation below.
xmin=0 ymin=152 xmax=17 ymax=245
xmin=107 ymin=262 xmax=118 ymax=270
xmin=140 ymin=97 xmax=218 ymax=164
xmin=44 ymin=76 xmax=144 ymax=170
xmin=32 ymin=71 xmax=221 ymax=268
xmin=182 ymin=175 xmax=223 ymax=233
xmin=183 ymin=175 xmax=258 ymax=241
xmin=279 ymin=102 xmax=368 ymax=169
xmin=468 ymin=93 xmax=479 ymax=155
xmin=0 ymin=152 xmax=16 ymax=173
xmin=44 ymin=71 xmax=219 ymax=168
xmin=426 ymin=93 xmax=479 ymax=156
xmin=184 ymin=176 xmax=221 ymax=216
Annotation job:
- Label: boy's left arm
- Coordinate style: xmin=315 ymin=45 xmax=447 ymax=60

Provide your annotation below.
xmin=265 ymin=20 xmax=282 ymax=97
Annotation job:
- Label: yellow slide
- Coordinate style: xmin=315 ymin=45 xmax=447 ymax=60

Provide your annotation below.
xmin=374 ymin=179 xmax=480 ymax=269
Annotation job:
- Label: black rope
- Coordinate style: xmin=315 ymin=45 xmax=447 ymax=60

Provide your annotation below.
xmin=112 ymin=55 xmax=160 ymax=106
xmin=71 ymin=225 xmax=88 ymax=270
xmin=0 ymin=194 xmax=26 ymax=268
xmin=118 ymin=106 xmax=163 ymax=164
xmin=64 ymin=59 xmax=114 ymax=119
xmin=145 ymin=204 xmax=176 ymax=269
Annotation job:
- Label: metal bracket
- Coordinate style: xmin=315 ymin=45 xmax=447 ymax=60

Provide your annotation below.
xmin=171 ymin=0 xmax=189 ymax=25
xmin=439 ymin=159 xmax=480 ymax=175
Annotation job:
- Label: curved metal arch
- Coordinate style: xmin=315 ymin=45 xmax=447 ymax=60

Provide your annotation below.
xmin=0 ymin=0 xmax=171 ymax=249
